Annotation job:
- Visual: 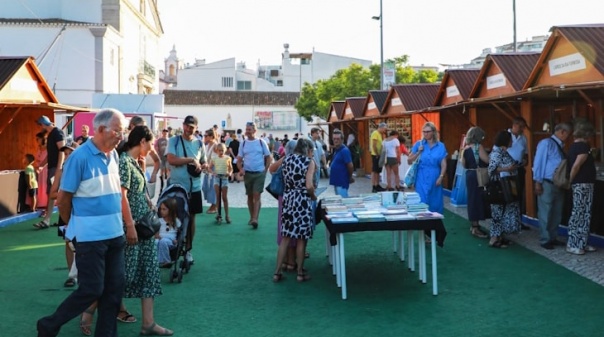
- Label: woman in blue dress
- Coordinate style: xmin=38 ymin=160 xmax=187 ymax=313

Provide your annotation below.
xmin=407 ymin=122 xmax=448 ymax=214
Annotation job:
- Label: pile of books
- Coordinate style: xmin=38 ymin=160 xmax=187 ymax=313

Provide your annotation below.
xmin=353 ymin=210 xmax=385 ymax=222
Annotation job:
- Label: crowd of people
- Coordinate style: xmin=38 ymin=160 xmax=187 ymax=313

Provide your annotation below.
xmin=32 ymin=108 xmax=598 ymax=336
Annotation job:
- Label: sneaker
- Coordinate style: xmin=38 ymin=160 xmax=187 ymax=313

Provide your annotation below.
xmin=185 ymin=251 xmax=194 ymax=263
xmin=584 ymin=245 xmax=597 ymax=253
xmin=566 ymin=246 xmax=585 ymax=255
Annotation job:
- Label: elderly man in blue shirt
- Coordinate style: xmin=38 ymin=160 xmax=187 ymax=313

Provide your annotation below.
xmin=329 ymin=130 xmax=354 ymax=197
xmin=532 ymin=122 xmax=572 ymax=250
xmin=37 ymin=109 xmax=128 ymax=337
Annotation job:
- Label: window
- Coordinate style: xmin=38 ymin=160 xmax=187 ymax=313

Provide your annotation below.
xmin=270 ymin=69 xmax=279 ymax=77
xmin=222 ymin=77 xmax=233 ymax=88
xmin=237 ymin=81 xmax=252 ymax=90
xmin=276 ymin=80 xmax=283 ymax=86
xmin=169 ymin=64 xmax=175 ymax=77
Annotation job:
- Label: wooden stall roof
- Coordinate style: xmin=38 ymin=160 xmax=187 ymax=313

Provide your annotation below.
xmin=469 ymin=53 xmax=540 ymax=98
xmin=382 ymin=83 xmax=440 ymax=117
xmin=433 ymin=69 xmax=480 ymax=106
xmin=524 ymin=24 xmax=604 ymax=90
xmin=341 ymin=97 xmax=366 ymax=121
xmin=327 ymin=101 xmax=345 ymax=123
xmin=362 ymin=90 xmax=388 ymax=118
xmin=0 ymin=56 xmax=59 ymax=104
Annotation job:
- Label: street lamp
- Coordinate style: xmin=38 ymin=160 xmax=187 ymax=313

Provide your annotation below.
xmin=372 ymin=0 xmax=384 ymax=90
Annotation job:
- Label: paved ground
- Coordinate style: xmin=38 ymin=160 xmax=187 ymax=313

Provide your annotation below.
xmin=153 ymin=171 xmax=604 ymax=287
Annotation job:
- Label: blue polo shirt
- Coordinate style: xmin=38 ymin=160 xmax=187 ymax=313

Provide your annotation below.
xmin=60 ymin=140 xmax=124 ymax=242
xmin=329 ymin=145 xmax=352 ymax=189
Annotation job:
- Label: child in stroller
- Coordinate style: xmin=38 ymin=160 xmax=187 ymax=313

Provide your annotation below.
xmin=156 ymin=184 xmax=191 ymax=282
xmin=156 ymin=198 xmax=181 ymax=268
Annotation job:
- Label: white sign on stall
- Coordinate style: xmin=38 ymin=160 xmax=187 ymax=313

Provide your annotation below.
xmin=549 ymin=52 xmax=586 ymax=76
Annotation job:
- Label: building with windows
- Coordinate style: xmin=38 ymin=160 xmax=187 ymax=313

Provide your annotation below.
xmin=0 ymin=0 xmax=163 ymax=108
xmin=161 ymin=43 xmax=372 ymax=92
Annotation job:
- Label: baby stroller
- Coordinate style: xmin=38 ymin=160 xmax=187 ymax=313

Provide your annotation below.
xmin=156 ymin=184 xmax=191 ymax=283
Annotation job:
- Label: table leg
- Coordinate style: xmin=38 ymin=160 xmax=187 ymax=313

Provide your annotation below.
xmin=420 ymin=231 xmax=427 ymax=283
xmin=325 ymin=226 xmax=330 ymax=258
xmin=335 ymin=244 xmax=341 ymax=287
xmin=408 ymin=231 xmax=415 ymax=272
xmin=431 ymin=230 xmax=438 ymax=295
xmin=338 ymin=233 xmax=347 ymax=300
xmin=392 ymin=231 xmax=397 ymax=253
xmin=398 ymin=231 xmax=405 ymax=261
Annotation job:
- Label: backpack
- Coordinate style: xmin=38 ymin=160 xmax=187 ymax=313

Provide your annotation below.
xmin=550 ymin=139 xmax=570 ymax=190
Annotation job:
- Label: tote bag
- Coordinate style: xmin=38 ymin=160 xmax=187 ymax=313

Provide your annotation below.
xmin=404 ymin=155 xmax=421 ymax=188
xmin=265 ymin=166 xmax=284 ymax=200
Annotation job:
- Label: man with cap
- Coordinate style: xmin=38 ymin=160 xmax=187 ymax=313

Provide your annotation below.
xmin=166 ymin=115 xmax=207 ymax=263
xmin=34 ymin=115 xmax=66 ymax=229
xmin=370 ymin=122 xmax=388 ymax=193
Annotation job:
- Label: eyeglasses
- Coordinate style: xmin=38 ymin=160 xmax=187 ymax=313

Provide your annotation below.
xmin=422 ymin=130 xmax=434 ymax=133
xmin=106 ymin=127 xmax=126 ymax=138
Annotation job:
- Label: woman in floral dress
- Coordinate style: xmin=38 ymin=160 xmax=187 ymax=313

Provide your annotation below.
xmin=120 ymin=125 xmax=172 ymax=335
xmin=488 ymin=131 xmax=521 ymax=248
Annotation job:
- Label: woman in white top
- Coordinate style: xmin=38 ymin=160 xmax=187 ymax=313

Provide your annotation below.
xmin=383 ymin=130 xmax=401 ymax=191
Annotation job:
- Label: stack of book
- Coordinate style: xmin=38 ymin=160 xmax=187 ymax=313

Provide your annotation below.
xmin=404 ymin=192 xmax=422 ymax=205
xmin=353 ymin=210 xmax=386 ymax=222
xmin=407 ymin=203 xmax=429 ymax=213
xmin=413 ymin=211 xmax=444 ymax=219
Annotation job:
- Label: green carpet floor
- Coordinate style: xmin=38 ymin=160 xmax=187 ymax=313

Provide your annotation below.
xmin=1 ymin=208 xmax=603 ymax=337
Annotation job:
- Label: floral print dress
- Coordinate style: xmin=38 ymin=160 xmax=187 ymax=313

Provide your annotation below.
xmin=488 ymin=147 xmax=521 ymax=237
xmin=119 ymin=152 xmax=162 ymax=298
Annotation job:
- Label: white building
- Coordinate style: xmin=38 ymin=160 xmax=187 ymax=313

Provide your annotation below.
xmin=160 ymin=44 xmax=372 ymax=138
xmin=0 ymin=0 xmax=163 ymax=109
xmin=163 ymin=43 xmax=372 ymax=92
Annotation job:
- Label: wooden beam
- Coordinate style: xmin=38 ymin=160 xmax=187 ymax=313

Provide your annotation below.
xmin=0 ymin=107 xmax=22 ymax=136
xmin=490 ymin=102 xmax=518 ymax=124
xmin=520 ymin=99 xmax=536 ymax=218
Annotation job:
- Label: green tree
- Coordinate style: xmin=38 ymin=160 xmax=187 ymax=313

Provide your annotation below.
xmin=295 ymin=55 xmax=440 ymax=120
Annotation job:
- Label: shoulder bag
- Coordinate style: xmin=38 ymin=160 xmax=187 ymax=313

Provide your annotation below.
xmin=132 ymin=159 xmax=161 ymax=239
xmin=265 ymin=165 xmax=284 ymax=200
xmin=550 ymin=139 xmax=570 ymax=189
xmin=179 ymin=136 xmax=202 ymax=178
xmin=404 ymin=151 xmax=421 ymax=188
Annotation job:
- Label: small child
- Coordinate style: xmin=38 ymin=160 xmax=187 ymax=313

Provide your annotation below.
xmin=24 ymin=153 xmax=38 ymax=211
xmin=209 ymin=143 xmax=233 ymax=223
xmin=156 ymin=198 xmax=181 ymax=268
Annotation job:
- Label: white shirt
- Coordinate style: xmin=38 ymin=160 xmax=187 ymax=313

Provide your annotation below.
xmin=158 ymin=218 xmax=181 ymax=241
xmin=383 ymin=138 xmax=400 ymax=158
xmin=506 ymin=128 xmax=527 ymax=163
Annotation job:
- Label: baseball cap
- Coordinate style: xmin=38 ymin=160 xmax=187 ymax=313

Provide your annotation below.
xmin=37 ymin=116 xmax=52 ymax=126
xmin=184 ymin=115 xmax=198 ymax=126
xmin=378 ymin=122 xmax=387 ymax=129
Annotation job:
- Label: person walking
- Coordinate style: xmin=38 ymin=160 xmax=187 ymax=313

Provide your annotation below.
xmin=328 ymin=130 xmax=354 ymax=197
xmin=236 ymin=122 xmax=271 ymax=229
xmin=383 ymin=130 xmax=401 ymax=191
xmin=36 ymin=108 xmax=128 ymax=337
xmin=533 ymin=122 xmax=573 ymax=250
xmin=154 ymin=129 xmax=171 ymax=192
xmin=34 ymin=115 xmax=65 ymax=229
xmin=209 ymin=143 xmax=234 ymax=223
xmin=566 ymin=121 xmax=597 ymax=255
xmin=370 ymin=122 xmax=387 ymax=192
xmin=507 ymin=116 xmax=530 ymax=230
xmin=407 ymin=122 xmax=448 ymax=214
xmin=166 ymin=115 xmax=207 ymax=264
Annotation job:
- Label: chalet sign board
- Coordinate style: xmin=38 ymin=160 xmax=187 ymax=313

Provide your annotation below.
xmin=486 ymin=73 xmax=506 ymax=90
xmin=345 ymin=107 xmax=352 ymax=117
xmin=391 ymin=97 xmax=402 ymax=106
xmin=368 ymin=102 xmax=376 ymax=110
xmin=549 ymin=52 xmax=586 ymax=77
xmin=446 ymin=85 xmax=460 ymax=97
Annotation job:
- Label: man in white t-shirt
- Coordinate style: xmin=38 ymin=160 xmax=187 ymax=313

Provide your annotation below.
xmin=236 ymin=122 xmax=271 ymax=229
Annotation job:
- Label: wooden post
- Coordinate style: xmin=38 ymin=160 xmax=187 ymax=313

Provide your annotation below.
xmin=521 ymin=99 xmax=535 ymax=218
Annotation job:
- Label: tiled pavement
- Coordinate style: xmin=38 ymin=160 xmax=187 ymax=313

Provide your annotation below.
xmin=153 ymin=172 xmax=604 ymax=287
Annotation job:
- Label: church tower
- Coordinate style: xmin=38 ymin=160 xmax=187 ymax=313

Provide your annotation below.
xmin=160 ymin=45 xmax=181 ymax=90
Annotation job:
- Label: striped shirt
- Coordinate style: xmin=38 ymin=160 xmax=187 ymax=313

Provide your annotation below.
xmin=60 ymin=140 xmax=124 ymax=242
xmin=213 ymin=156 xmax=231 ymax=175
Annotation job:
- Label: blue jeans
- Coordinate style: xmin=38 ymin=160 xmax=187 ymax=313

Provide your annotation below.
xmin=37 ymin=236 xmax=126 ymax=337
xmin=537 ymin=181 xmax=565 ymax=244
xmin=334 ymin=186 xmax=349 ymax=198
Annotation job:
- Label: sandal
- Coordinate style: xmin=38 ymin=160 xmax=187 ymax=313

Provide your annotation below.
xmin=250 ymin=220 xmax=258 ymax=229
xmin=297 ymin=272 xmax=311 ymax=282
xmin=225 ymin=216 xmax=231 ymax=224
xmin=64 ymin=278 xmax=76 ymax=287
xmin=116 ymin=310 xmax=137 ymax=323
xmin=80 ymin=309 xmax=95 ymax=336
xmin=489 ymin=239 xmax=508 ymax=249
xmin=470 ymin=226 xmax=488 ymax=238
xmin=281 ymin=263 xmax=307 ymax=274
xmin=304 ymin=252 xmax=310 ymax=259
xmin=273 ymin=273 xmax=284 ymax=283
xmin=33 ymin=220 xmax=49 ymax=229
xmin=140 ymin=322 xmax=174 ymax=336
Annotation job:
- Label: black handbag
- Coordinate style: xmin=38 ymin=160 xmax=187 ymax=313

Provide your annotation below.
xmin=135 ymin=210 xmax=161 ymax=239
xmin=179 ymin=136 xmax=202 ymax=178
xmin=483 ymin=174 xmax=518 ymax=205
